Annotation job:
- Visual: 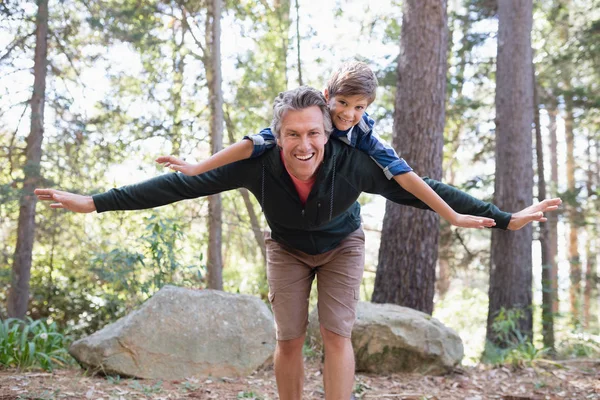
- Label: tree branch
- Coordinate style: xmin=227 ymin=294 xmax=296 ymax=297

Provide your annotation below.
xmin=0 ymin=31 xmax=34 ymax=64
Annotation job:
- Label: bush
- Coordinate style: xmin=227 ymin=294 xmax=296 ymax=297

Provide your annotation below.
xmin=0 ymin=317 xmax=73 ymax=371
xmin=483 ymin=307 xmax=551 ymax=368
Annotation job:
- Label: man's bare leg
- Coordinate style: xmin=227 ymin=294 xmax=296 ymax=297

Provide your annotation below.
xmin=274 ymin=335 xmax=305 ymax=400
xmin=507 ymin=198 xmax=562 ymax=230
xmin=321 ymin=326 xmax=355 ymax=400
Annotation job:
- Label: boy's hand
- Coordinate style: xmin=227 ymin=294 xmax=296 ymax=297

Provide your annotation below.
xmin=156 ymin=155 xmax=200 ymax=176
xmin=34 ymin=189 xmax=96 ymax=213
xmin=507 ymin=198 xmax=562 ymax=230
xmin=450 ymin=214 xmax=496 ymax=229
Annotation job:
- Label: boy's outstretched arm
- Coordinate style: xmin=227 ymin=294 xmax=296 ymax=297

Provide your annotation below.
xmin=156 ymin=139 xmax=254 ymax=175
xmin=394 ymin=172 xmax=497 ymax=228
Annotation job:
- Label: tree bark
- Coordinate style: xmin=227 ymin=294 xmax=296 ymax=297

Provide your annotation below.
xmin=583 ymin=134 xmax=596 ymax=328
xmin=206 ymin=0 xmax=224 ymax=290
xmin=547 ymin=105 xmax=559 ymax=315
xmin=487 ymin=0 xmax=534 ymax=346
xmin=372 ymin=0 xmax=448 ymax=314
xmin=295 ymin=0 xmax=302 ymax=86
xmin=534 ymin=74 xmax=554 ymax=351
xmin=8 ymin=0 xmax=49 ymax=319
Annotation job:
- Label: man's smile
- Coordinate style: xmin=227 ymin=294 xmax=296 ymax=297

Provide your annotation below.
xmin=295 ymin=153 xmax=315 ymax=161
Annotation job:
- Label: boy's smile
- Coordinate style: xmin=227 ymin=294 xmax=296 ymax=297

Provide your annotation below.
xmin=324 ymin=92 xmax=370 ymax=132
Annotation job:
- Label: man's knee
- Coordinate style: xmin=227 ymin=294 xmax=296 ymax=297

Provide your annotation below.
xmin=320 ymin=325 xmax=351 ymax=351
xmin=276 ymin=335 xmax=305 ymax=358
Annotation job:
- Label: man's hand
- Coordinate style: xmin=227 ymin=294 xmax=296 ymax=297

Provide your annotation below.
xmin=507 ymin=198 xmax=562 ymax=231
xmin=34 ymin=189 xmax=96 ymax=213
xmin=450 ymin=214 xmax=497 ymax=229
xmin=156 ymin=155 xmax=202 ymax=176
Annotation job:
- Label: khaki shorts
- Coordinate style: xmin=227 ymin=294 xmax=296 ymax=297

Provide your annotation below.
xmin=265 ymin=227 xmax=365 ymax=341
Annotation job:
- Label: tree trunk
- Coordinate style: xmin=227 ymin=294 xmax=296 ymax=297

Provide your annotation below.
xmin=372 ymin=0 xmax=448 ymax=314
xmin=295 ymin=0 xmax=302 ymax=86
xmin=206 ymin=0 xmax=223 ymax=290
xmin=565 ymin=95 xmax=581 ymax=323
xmin=487 ymin=1 xmax=534 ymax=346
xmin=170 ymin=6 xmax=186 ymax=156
xmin=547 ymin=105 xmax=559 ymax=315
xmin=583 ymin=134 xmax=596 ymax=329
xmin=8 ymin=0 xmax=49 ymax=319
xmin=534 ymin=74 xmax=554 ymax=351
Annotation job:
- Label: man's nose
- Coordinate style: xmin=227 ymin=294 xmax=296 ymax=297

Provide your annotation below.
xmin=298 ymin=135 xmax=311 ymax=149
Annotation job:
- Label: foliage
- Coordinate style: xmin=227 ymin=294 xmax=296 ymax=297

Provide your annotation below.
xmin=0 ymin=318 xmax=73 ymax=371
xmin=483 ymin=308 xmax=551 ymax=368
xmin=557 ymin=332 xmax=600 ymax=359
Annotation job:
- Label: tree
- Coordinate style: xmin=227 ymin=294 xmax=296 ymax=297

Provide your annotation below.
xmin=7 ymin=0 xmax=49 ymax=319
xmin=534 ymin=70 xmax=554 ymax=351
xmin=205 ymin=0 xmax=224 ymax=290
xmin=372 ymin=0 xmax=449 ymax=314
xmin=486 ymin=0 xmax=534 ymax=346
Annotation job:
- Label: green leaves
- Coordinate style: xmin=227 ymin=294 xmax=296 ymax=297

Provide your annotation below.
xmin=0 ymin=317 xmax=73 ymax=371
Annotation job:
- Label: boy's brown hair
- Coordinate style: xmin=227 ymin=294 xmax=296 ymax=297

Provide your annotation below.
xmin=326 ymin=61 xmax=378 ymax=104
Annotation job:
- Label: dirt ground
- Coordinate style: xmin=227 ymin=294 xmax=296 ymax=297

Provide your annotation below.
xmin=1 ymin=359 xmax=599 ymax=400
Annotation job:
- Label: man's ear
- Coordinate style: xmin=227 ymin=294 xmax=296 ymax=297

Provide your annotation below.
xmin=323 ymin=89 xmax=330 ymax=102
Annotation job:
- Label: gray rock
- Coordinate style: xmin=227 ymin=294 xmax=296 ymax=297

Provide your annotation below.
xmin=307 ymin=301 xmax=463 ymax=375
xmin=70 ymin=286 xmax=275 ymax=379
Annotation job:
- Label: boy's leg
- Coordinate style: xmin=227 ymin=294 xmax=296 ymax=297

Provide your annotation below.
xmin=315 ymin=227 xmax=366 ymax=400
xmin=265 ymin=233 xmax=315 ymax=400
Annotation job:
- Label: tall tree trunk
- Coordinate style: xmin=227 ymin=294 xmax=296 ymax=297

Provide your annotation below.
xmin=487 ymin=1 xmax=534 ymax=346
xmin=556 ymin=0 xmax=581 ymax=324
xmin=8 ymin=0 xmax=49 ymax=319
xmin=583 ymin=134 xmax=596 ymax=328
xmin=547 ymin=105 xmax=559 ymax=315
xmin=170 ymin=7 xmax=186 ymax=156
xmin=372 ymin=0 xmax=448 ymax=314
xmin=437 ymin=10 xmax=472 ymax=300
xmin=206 ymin=0 xmax=223 ymax=290
xmin=565 ymin=95 xmax=581 ymax=323
xmin=295 ymin=0 xmax=302 ymax=86
xmin=534 ymin=74 xmax=554 ymax=351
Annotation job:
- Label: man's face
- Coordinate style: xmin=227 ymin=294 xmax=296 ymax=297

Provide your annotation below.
xmin=325 ymin=91 xmax=370 ymax=131
xmin=277 ymin=106 xmax=329 ymax=181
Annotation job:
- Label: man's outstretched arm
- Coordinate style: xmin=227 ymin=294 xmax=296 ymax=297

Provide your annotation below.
xmin=35 ymin=189 xmax=96 ymax=213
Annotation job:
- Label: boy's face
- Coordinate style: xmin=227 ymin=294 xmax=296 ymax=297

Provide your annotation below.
xmin=324 ymin=90 xmax=370 ymax=131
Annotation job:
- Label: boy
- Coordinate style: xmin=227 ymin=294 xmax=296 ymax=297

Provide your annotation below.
xmin=157 ymin=62 xmax=491 ymax=228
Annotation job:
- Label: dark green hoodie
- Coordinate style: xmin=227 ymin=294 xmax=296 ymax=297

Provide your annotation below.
xmin=93 ymin=139 xmax=511 ymax=255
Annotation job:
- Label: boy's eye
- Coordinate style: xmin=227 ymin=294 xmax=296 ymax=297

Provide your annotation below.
xmin=339 ymin=100 xmax=347 ymax=106
xmin=356 ymin=106 xmax=364 ymax=111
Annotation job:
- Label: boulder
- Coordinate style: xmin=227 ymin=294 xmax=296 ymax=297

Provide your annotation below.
xmin=307 ymin=301 xmax=463 ymax=375
xmin=70 ymin=286 xmax=275 ymax=379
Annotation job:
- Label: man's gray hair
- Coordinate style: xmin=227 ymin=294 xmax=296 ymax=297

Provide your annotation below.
xmin=271 ymin=86 xmax=333 ymax=138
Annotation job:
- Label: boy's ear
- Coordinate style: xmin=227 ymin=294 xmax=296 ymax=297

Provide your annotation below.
xmin=323 ymin=89 xmax=330 ymax=102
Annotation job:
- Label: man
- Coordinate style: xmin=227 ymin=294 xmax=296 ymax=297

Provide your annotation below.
xmin=36 ymin=86 xmax=560 ymax=400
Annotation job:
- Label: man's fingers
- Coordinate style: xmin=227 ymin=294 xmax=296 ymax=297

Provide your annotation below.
xmin=49 ymin=203 xmax=64 ymax=209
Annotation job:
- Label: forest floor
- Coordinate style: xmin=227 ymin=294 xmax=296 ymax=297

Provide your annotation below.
xmin=0 ymin=358 xmax=599 ymax=400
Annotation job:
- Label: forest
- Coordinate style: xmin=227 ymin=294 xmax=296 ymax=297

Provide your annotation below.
xmin=1 ymin=0 xmax=599 ymax=398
